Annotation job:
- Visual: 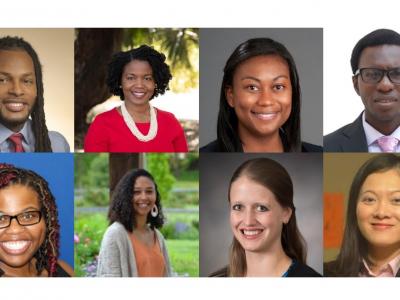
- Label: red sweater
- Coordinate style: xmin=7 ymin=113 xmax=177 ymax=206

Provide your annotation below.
xmin=84 ymin=107 xmax=188 ymax=152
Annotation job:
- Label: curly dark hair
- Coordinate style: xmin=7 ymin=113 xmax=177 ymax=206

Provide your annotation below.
xmin=108 ymin=168 xmax=165 ymax=231
xmin=0 ymin=36 xmax=52 ymax=152
xmin=107 ymin=45 xmax=172 ymax=101
xmin=0 ymin=163 xmax=59 ymax=276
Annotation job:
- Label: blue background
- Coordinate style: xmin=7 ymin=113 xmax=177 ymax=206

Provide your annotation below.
xmin=0 ymin=153 xmax=74 ymax=268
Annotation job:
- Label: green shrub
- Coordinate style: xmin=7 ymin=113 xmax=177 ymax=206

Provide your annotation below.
xmin=166 ymin=239 xmax=199 ymax=277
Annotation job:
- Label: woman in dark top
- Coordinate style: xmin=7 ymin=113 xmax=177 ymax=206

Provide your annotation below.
xmin=0 ymin=164 xmax=73 ymax=277
xmin=210 ymin=158 xmax=321 ymax=277
xmin=200 ymin=38 xmax=322 ymax=153
xmin=325 ymin=154 xmax=400 ymax=277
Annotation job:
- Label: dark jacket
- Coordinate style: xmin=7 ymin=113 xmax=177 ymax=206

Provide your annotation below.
xmin=200 ymin=139 xmax=322 ymax=153
xmin=323 ymin=113 xmax=368 ymax=152
xmin=210 ymin=261 xmax=322 ymax=277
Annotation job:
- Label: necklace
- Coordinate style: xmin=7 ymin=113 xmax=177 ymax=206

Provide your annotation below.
xmin=121 ymin=102 xmax=158 ymax=142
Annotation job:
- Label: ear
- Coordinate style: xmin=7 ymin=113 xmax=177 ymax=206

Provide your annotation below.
xmin=225 ymin=86 xmax=235 ymax=108
xmin=352 ymin=75 xmax=360 ymax=96
xmin=282 ymin=207 xmax=292 ymax=225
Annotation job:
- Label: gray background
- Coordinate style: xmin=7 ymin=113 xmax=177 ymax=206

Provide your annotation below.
xmin=199 ymin=28 xmax=323 ymax=148
xmin=199 ymin=153 xmax=323 ymax=276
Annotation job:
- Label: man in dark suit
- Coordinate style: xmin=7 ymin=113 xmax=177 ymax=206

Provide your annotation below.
xmin=324 ymin=29 xmax=400 ymax=152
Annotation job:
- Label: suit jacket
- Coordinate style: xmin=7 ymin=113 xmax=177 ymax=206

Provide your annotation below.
xmin=323 ymin=113 xmax=368 ymax=152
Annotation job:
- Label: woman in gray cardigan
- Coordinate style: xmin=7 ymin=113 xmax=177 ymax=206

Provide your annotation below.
xmin=97 ymin=169 xmax=172 ymax=277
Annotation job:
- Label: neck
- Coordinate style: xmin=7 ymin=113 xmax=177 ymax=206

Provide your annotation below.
xmin=135 ymin=214 xmax=148 ymax=231
xmin=1 ymin=120 xmax=25 ymax=133
xmin=0 ymin=260 xmax=38 ymax=277
xmin=239 ymin=129 xmax=283 ymax=152
xmin=245 ymin=243 xmax=291 ymax=277
xmin=124 ymin=101 xmax=151 ymax=122
xmin=365 ymin=115 xmax=400 ymax=136
xmin=367 ymin=243 xmax=400 ymax=272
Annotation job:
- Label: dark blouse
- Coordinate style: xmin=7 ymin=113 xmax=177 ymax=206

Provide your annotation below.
xmin=0 ymin=263 xmax=70 ymax=277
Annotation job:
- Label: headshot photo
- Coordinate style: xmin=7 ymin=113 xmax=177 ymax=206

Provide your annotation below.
xmin=199 ymin=28 xmax=323 ymax=153
xmin=200 ymin=153 xmax=323 ymax=277
xmin=324 ymin=28 xmax=400 ymax=152
xmin=324 ymin=153 xmax=400 ymax=277
xmin=0 ymin=153 xmax=74 ymax=277
xmin=0 ymin=29 xmax=73 ymax=152
xmin=75 ymin=28 xmax=199 ymax=153
xmin=74 ymin=153 xmax=199 ymax=277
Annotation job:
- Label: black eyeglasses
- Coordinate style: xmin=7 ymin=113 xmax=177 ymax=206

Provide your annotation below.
xmin=354 ymin=67 xmax=400 ymax=84
xmin=0 ymin=211 xmax=42 ymax=229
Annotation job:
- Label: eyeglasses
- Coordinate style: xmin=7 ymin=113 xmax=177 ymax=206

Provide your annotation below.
xmin=354 ymin=67 xmax=400 ymax=84
xmin=0 ymin=211 xmax=42 ymax=229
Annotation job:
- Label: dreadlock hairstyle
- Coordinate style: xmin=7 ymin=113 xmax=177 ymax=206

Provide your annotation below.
xmin=0 ymin=163 xmax=59 ymax=276
xmin=108 ymin=168 xmax=165 ymax=232
xmin=227 ymin=158 xmax=306 ymax=276
xmin=107 ymin=45 xmax=172 ymax=101
xmin=0 ymin=36 xmax=52 ymax=152
xmin=217 ymin=38 xmax=301 ymax=152
xmin=324 ymin=154 xmax=400 ymax=277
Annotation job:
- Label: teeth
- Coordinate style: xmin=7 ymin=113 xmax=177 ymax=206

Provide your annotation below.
xmin=137 ymin=203 xmax=149 ymax=208
xmin=2 ymin=241 xmax=29 ymax=250
xmin=133 ymin=92 xmax=145 ymax=97
xmin=6 ymin=103 xmax=24 ymax=108
xmin=243 ymin=230 xmax=261 ymax=236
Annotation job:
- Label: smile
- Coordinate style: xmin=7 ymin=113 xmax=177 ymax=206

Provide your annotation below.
xmin=371 ymin=223 xmax=394 ymax=230
xmin=240 ymin=228 xmax=264 ymax=239
xmin=0 ymin=240 xmax=31 ymax=255
xmin=136 ymin=202 xmax=151 ymax=208
xmin=3 ymin=101 xmax=26 ymax=112
xmin=374 ymin=98 xmax=397 ymax=104
xmin=251 ymin=111 xmax=278 ymax=120
xmin=131 ymin=91 xmax=146 ymax=98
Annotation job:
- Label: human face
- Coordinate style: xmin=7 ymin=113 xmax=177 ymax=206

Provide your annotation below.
xmin=356 ymin=169 xmax=400 ymax=250
xmin=353 ymin=45 xmax=400 ymax=132
xmin=226 ymin=55 xmax=292 ymax=140
xmin=132 ymin=176 xmax=157 ymax=217
xmin=121 ymin=59 xmax=156 ymax=107
xmin=0 ymin=50 xmax=37 ymax=132
xmin=0 ymin=185 xmax=45 ymax=272
xmin=229 ymin=176 xmax=291 ymax=253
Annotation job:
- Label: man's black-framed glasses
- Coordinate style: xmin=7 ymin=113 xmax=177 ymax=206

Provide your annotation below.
xmin=355 ymin=67 xmax=400 ymax=84
xmin=0 ymin=211 xmax=42 ymax=229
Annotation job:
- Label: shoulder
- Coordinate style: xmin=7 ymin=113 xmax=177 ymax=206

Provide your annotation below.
xmin=48 ymin=131 xmax=70 ymax=152
xmin=102 ymin=222 xmax=127 ymax=241
xmin=301 ymin=141 xmax=323 ymax=152
xmin=287 ymin=261 xmax=322 ymax=277
xmin=92 ymin=108 xmax=120 ymax=123
xmin=155 ymin=107 xmax=178 ymax=121
xmin=209 ymin=266 xmax=228 ymax=277
xmin=200 ymin=140 xmax=219 ymax=152
xmin=154 ymin=228 xmax=167 ymax=243
xmin=56 ymin=260 xmax=74 ymax=277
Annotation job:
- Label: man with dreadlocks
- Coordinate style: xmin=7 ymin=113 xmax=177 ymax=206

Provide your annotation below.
xmin=0 ymin=36 xmax=70 ymax=152
xmin=0 ymin=163 xmax=73 ymax=276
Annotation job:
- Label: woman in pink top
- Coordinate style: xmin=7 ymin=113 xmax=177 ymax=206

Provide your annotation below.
xmin=324 ymin=154 xmax=400 ymax=277
xmin=84 ymin=45 xmax=188 ymax=153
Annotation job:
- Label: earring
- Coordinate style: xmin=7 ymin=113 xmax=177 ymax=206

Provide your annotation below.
xmin=151 ymin=205 xmax=158 ymax=217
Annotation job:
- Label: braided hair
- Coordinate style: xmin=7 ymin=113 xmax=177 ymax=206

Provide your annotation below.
xmin=0 ymin=163 xmax=59 ymax=276
xmin=0 ymin=36 xmax=52 ymax=152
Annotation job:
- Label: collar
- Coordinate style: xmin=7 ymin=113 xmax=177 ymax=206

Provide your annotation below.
xmin=0 ymin=119 xmax=34 ymax=147
xmin=361 ymin=255 xmax=400 ymax=277
xmin=362 ymin=111 xmax=400 ymax=146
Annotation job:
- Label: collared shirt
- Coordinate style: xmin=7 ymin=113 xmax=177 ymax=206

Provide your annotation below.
xmin=362 ymin=112 xmax=400 ymax=152
xmin=360 ymin=255 xmax=400 ymax=277
xmin=0 ymin=120 xmax=70 ymax=152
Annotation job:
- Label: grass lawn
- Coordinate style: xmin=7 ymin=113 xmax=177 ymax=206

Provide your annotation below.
xmin=166 ymin=239 xmax=199 ymax=277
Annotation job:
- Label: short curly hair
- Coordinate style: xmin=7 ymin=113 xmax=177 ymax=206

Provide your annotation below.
xmin=107 ymin=45 xmax=172 ymax=100
xmin=0 ymin=163 xmax=59 ymax=277
xmin=108 ymin=168 xmax=165 ymax=231
xmin=350 ymin=28 xmax=400 ymax=74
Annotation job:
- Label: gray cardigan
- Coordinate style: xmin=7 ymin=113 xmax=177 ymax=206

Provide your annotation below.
xmin=96 ymin=222 xmax=172 ymax=277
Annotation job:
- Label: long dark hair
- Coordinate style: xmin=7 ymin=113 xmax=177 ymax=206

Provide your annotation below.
xmin=325 ymin=154 xmax=400 ymax=276
xmin=227 ymin=158 xmax=306 ymax=276
xmin=108 ymin=168 xmax=165 ymax=232
xmin=0 ymin=163 xmax=59 ymax=276
xmin=217 ymin=38 xmax=301 ymax=152
xmin=0 ymin=36 xmax=52 ymax=152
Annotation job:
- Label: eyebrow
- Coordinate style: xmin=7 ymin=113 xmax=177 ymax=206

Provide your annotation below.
xmin=0 ymin=71 xmax=35 ymax=76
xmin=0 ymin=206 xmax=40 ymax=214
xmin=240 ymin=75 xmax=289 ymax=82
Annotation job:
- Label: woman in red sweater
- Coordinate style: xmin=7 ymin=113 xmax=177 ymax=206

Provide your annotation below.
xmin=84 ymin=45 xmax=188 ymax=152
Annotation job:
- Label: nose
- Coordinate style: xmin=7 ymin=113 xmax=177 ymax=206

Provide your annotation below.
xmin=373 ymin=200 xmax=391 ymax=219
xmin=376 ymin=74 xmax=394 ymax=93
xmin=8 ymin=79 xmax=24 ymax=97
xmin=5 ymin=218 xmax=25 ymax=233
xmin=257 ymin=88 xmax=275 ymax=106
xmin=243 ymin=209 xmax=257 ymax=226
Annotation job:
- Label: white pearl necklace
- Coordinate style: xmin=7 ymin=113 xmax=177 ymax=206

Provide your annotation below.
xmin=121 ymin=102 xmax=158 ymax=142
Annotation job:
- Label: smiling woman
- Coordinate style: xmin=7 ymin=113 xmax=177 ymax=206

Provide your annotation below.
xmin=84 ymin=45 xmax=188 ymax=153
xmin=0 ymin=163 xmax=73 ymax=277
xmin=324 ymin=154 xmax=400 ymax=277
